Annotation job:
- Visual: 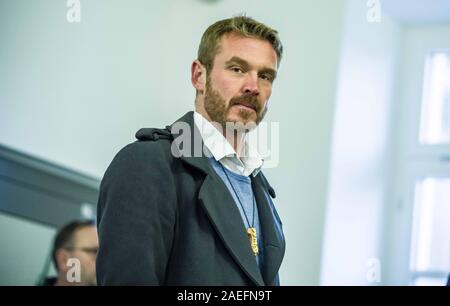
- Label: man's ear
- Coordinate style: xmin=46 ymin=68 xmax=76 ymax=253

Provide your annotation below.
xmin=191 ymin=60 xmax=206 ymax=94
xmin=55 ymin=249 xmax=69 ymax=272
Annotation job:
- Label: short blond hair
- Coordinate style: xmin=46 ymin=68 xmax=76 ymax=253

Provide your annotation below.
xmin=197 ymin=15 xmax=283 ymax=71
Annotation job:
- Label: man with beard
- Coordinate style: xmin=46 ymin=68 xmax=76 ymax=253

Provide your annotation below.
xmin=96 ymin=16 xmax=285 ymax=286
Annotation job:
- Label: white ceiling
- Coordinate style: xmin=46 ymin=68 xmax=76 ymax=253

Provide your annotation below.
xmin=382 ymin=0 xmax=450 ymax=25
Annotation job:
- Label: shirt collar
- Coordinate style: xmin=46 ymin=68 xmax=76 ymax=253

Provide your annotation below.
xmin=193 ymin=111 xmax=263 ymax=177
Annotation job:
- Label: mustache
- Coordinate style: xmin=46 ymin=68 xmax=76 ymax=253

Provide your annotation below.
xmin=229 ymin=94 xmax=261 ymax=113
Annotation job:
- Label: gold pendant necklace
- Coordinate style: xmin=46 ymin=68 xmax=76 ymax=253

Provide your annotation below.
xmin=247 ymin=227 xmax=259 ymax=256
xmin=220 ymin=163 xmax=259 ymax=257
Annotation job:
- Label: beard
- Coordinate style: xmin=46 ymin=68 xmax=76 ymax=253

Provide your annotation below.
xmin=203 ymin=76 xmax=267 ymax=132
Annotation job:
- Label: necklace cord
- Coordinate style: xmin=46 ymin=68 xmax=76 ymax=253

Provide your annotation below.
xmin=219 ymin=162 xmax=256 ymax=228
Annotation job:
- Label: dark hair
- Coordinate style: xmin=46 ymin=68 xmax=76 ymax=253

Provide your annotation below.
xmin=52 ymin=220 xmax=95 ymax=271
xmin=198 ymin=15 xmax=283 ymax=71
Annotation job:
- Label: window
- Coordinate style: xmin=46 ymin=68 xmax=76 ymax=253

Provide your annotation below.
xmin=419 ymin=52 xmax=450 ymax=145
xmin=409 ymin=178 xmax=450 ymax=285
xmin=405 ymin=51 xmax=450 ymax=286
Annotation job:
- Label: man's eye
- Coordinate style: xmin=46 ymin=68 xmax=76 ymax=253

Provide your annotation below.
xmin=260 ymin=74 xmax=273 ymax=82
xmin=230 ymin=67 xmax=243 ymax=73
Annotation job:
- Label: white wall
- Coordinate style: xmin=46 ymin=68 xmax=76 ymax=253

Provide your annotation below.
xmin=320 ymin=0 xmax=402 ymax=285
xmin=0 ymin=0 xmax=346 ymax=285
xmin=383 ymin=24 xmax=450 ymax=285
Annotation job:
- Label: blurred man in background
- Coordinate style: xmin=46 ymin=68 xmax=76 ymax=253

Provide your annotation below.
xmin=43 ymin=220 xmax=98 ymax=286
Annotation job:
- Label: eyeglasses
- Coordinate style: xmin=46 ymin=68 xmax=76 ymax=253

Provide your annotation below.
xmin=65 ymin=246 xmax=98 ymax=256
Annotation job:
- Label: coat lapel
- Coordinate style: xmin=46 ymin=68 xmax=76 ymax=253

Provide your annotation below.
xmin=252 ymin=173 xmax=285 ymax=285
xmin=169 ymin=112 xmax=265 ymax=286
xmin=198 ymin=174 xmax=265 ymax=286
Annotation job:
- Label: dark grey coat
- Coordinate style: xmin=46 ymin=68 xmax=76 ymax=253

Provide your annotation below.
xmin=96 ymin=111 xmax=285 ymax=286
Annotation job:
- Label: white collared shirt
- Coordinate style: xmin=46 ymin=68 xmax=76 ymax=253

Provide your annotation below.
xmin=193 ymin=111 xmax=263 ymax=177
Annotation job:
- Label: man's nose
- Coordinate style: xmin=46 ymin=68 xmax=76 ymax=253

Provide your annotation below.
xmin=242 ymin=72 xmax=260 ymax=95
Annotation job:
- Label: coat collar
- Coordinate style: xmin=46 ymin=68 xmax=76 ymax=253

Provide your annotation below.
xmin=192 ymin=111 xmax=264 ymax=177
xmin=169 ymin=111 xmax=284 ymax=286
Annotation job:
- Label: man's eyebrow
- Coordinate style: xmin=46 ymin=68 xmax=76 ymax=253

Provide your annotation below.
xmin=260 ymin=67 xmax=277 ymax=80
xmin=225 ymin=56 xmax=277 ymax=79
xmin=225 ymin=56 xmax=250 ymax=68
